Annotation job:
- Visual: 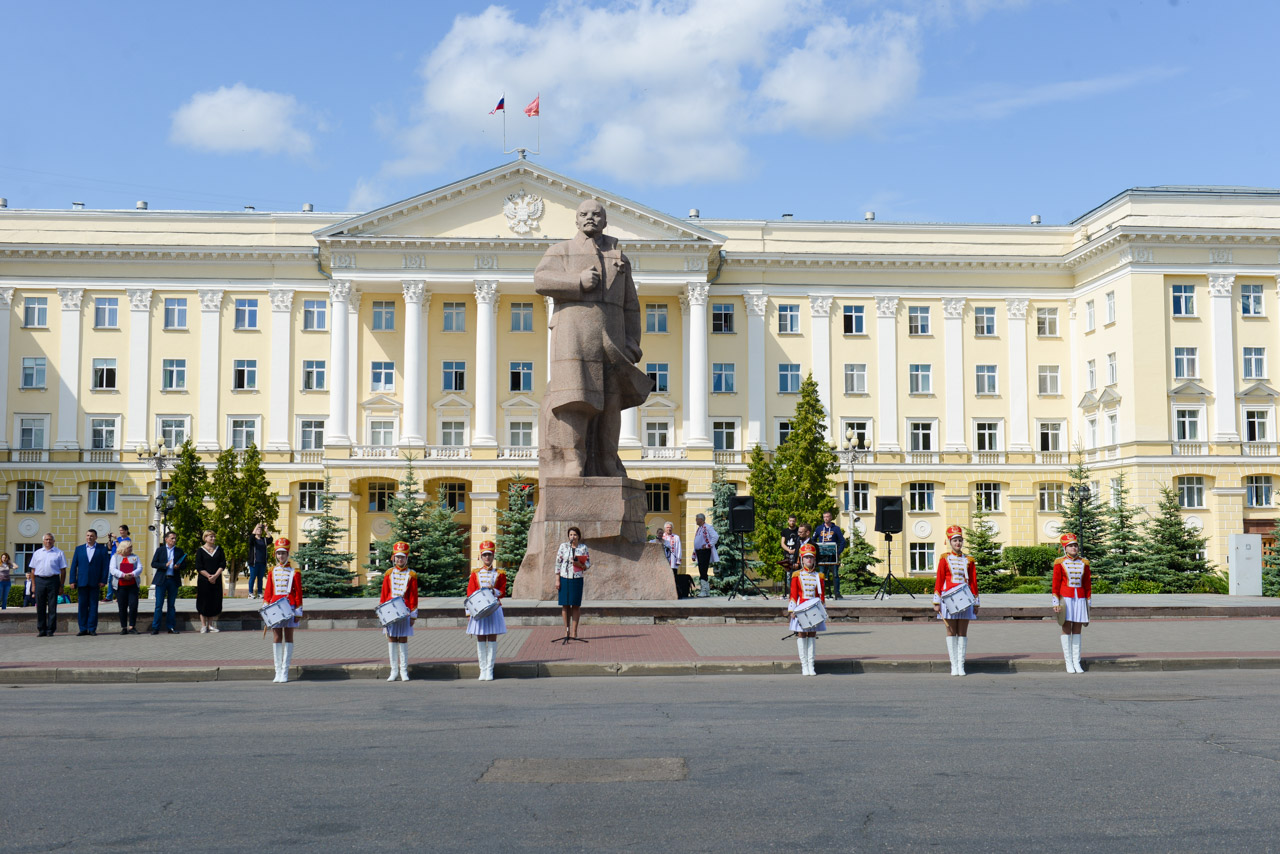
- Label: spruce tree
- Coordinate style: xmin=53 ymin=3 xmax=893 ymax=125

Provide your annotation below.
xmin=366 ymin=462 xmax=432 ymax=590
xmin=838 ymin=524 xmax=881 ymax=591
xmin=496 ymin=477 xmax=536 ymax=583
xmin=746 ymin=443 xmax=784 ymax=581
xmin=1134 ymin=487 xmax=1213 ymax=593
xmin=293 ymin=476 xmax=358 ymax=597
xmin=1263 ymin=518 xmax=1280 ymax=597
xmin=773 ymin=373 xmax=840 ymax=532
xmin=1059 ymin=452 xmax=1108 ymax=559
xmin=223 ymin=444 xmax=278 ymax=593
xmin=204 ymin=448 xmax=241 ymax=584
xmin=708 ymin=467 xmax=753 ymax=593
xmin=416 ymin=486 xmax=471 ymax=596
xmin=1092 ymin=472 xmax=1142 ymax=587
xmin=965 ymin=500 xmax=1004 ymax=589
xmin=165 ymin=439 xmax=208 ymax=560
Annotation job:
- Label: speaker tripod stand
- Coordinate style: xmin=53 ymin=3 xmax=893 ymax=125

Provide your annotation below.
xmin=726 ymin=532 xmax=768 ymax=601
xmin=873 ymin=532 xmax=915 ymax=600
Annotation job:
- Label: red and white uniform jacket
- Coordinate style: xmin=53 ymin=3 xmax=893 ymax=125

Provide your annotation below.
xmin=263 ymin=564 xmax=304 ymax=616
xmin=933 ymin=553 xmax=979 ymax=607
xmin=1051 ymin=556 xmax=1091 ymax=603
xmin=467 ymin=567 xmax=507 ymax=599
xmin=788 ymin=569 xmax=825 ymax=611
xmin=380 ymin=567 xmax=419 ymax=613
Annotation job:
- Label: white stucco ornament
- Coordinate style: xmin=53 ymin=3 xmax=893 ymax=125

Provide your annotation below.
xmin=503 ymin=190 xmax=544 ymax=234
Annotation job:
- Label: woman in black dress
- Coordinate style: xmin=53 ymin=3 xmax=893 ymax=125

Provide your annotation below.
xmin=195 ymin=529 xmax=225 ymax=633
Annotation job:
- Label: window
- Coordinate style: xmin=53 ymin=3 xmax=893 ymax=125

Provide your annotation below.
xmin=1105 ymin=291 xmax=1116 ymax=324
xmin=975 ymin=421 xmax=1000 ymax=451
xmin=1246 ymin=475 xmax=1273 ymax=508
xmin=300 ymin=419 xmax=325 ymax=450
xmin=908 ymin=482 xmax=935 ymax=512
xmin=232 ymin=359 xmax=257 ymax=390
xmin=1039 ymin=483 xmax=1065 ymax=512
xmin=440 ymin=421 xmax=466 ymax=446
xmin=92 ymin=358 xmax=117 ymax=390
xmin=974 ymin=482 xmax=1002 ymax=512
xmin=1177 ymin=476 xmax=1205 ymax=509
xmin=1085 ymin=300 xmax=1095 ymax=331
xmin=370 ymin=300 xmax=395 ymax=331
xmin=298 ymin=482 xmax=325 ymax=513
xmin=712 ymin=363 xmax=735 ymax=393
xmin=1108 ymin=413 xmax=1119 ymax=445
xmin=1242 ymin=284 xmax=1264 ymax=317
xmin=909 ymin=364 xmax=932 ymax=395
xmin=908 ymin=305 xmax=930 ymax=335
xmin=1107 ymin=353 xmax=1118 ymax=385
xmin=13 ymin=542 xmax=42 ymax=573
xmin=88 ymin=481 xmax=116 ymax=513
xmin=1172 ymin=284 xmax=1195 ymax=317
xmin=163 ymin=298 xmax=187 ymax=329
xmin=644 ymin=421 xmax=670 ymax=447
xmin=646 ymin=482 xmax=671 ymax=513
xmin=24 ymin=297 xmax=48 ymax=327
xmin=509 ymin=361 xmax=533 ymax=393
xmin=510 ymin=302 xmax=534 ymax=332
xmin=1087 ymin=417 xmax=1098 ymax=448
xmin=843 ymin=482 xmax=870 ymax=513
xmin=843 ymin=304 xmax=865 ymax=335
xmin=1110 ymin=478 xmax=1124 ymax=507
xmin=777 ymin=420 xmax=792 ymax=446
xmin=1175 ymin=408 xmax=1201 ymax=441
xmin=369 ymin=420 xmax=395 ymax=446
xmin=161 ymin=359 xmax=186 ymax=391
xmin=844 ymin=363 xmax=867 ymax=395
xmin=1084 ymin=360 xmax=1096 ymax=390
xmin=646 ymin=304 xmax=669 ymax=333
xmin=442 ymin=302 xmax=466 ymax=332
xmin=230 ymin=418 xmax=257 ymax=449
xmin=94 ymin=297 xmax=119 ymax=329
xmin=975 ymin=365 xmax=997 ymax=395
xmin=234 ymin=298 xmax=258 ymax=330
xmin=1174 ymin=347 xmax=1198 ymax=379
xmin=779 ymin=363 xmax=801 ymax=394
xmin=20 ymin=357 xmax=46 ymax=389
xmin=712 ymin=421 xmax=736 ymax=451
xmin=303 ymin=299 xmax=327 ymax=330
xmin=16 ymin=481 xmax=44 ymax=513
xmin=1244 ymin=347 xmax=1266 ymax=380
xmin=712 ymin=303 xmax=735 ymax=334
xmin=302 ymin=360 xmax=326 ymax=391
xmin=842 ymin=419 xmax=870 ymax=450
xmin=89 ymin=418 xmax=116 ymax=450
xmin=1038 ymin=366 xmax=1060 ymax=396
xmin=1039 ymin=421 xmax=1063 ymax=452
xmin=646 ymin=362 xmax=670 ymax=394
xmin=19 ymin=417 xmax=46 ymax=449
xmin=159 ymin=418 xmax=187 ymax=448
xmin=778 ymin=304 xmax=800 ymax=334
xmin=909 ymin=543 xmax=936 ymax=573
xmin=908 ymin=421 xmax=934 ymax=452
xmin=371 ymin=361 xmax=396 ymax=392
xmin=441 ymin=361 xmax=464 ymax=392
xmin=974 ymin=306 xmax=996 ymax=337
xmin=508 ymin=420 xmax=533 ymax=447
xmin=368 ymin=482 xmax=395 ymax=513
xmin=1244 ymin=409 xmax=1270 ymax=442
xmin=1036 ymin=307 xmax=1058 ymax=337
xmin=441 ymin=482 xmax=467 ymax=513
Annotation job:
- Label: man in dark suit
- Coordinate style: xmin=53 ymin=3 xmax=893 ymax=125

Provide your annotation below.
xmin=149 ymin=530 xmax=185 ymax=635
xmin=69 ymin=529 xmax=110 ymax=636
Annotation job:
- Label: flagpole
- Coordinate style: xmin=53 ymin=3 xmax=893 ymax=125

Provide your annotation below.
xmin=502 ymin=93 xmax=507 ymax=154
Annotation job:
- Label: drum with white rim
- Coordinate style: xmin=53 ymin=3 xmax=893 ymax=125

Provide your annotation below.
xmin=940 ymin=583 xmax=976 ymax=618
xmin=375 ymin=596 xmax=412 ymax=626
xmin=465 ymin=587 xmax=501 ymax=619
xmin=791 ymin=598 xmax=828 ymax=630
xmin=260 ymin=599 xmax=296 ymax=628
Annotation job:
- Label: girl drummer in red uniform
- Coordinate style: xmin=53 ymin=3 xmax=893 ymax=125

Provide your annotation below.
xmin=380 ymin=541 xmax=418 ymax=682
xmin=1051 ymin=532 xmax=1091 ymax=674
xmin=262 ymin=538 xmax=303 ymax=684
xmin=932 ymin=525 xmax=979 ymax=676
xmin=787 ymin=543 xmax=825 ymax=676
xmin=465 ymin=540 xmax=507 ymax=681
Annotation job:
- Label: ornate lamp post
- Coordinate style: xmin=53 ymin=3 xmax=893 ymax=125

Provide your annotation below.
xmin=136 ymin=440 xmax=178 ymax=587
xmin=1067 ymin=484 xmax=1092 ymax=554
xmin=838 ymin=426 xmax=870 ymax=532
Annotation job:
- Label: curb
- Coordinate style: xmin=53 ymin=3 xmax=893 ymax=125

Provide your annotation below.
xmin=2 ymin=656 xmax=1278 ymax=684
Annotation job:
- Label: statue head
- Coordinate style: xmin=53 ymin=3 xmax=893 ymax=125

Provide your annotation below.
xmin=576 ymin=199 xmax=607 ymax=237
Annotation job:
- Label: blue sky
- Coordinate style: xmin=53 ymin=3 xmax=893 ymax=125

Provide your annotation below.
xmin=3 ymin=0 xmax=1277 ymax=224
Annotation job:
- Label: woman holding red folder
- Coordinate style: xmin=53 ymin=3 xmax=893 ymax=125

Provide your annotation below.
xmin=554 ymin=526 xmax=590 ymax=641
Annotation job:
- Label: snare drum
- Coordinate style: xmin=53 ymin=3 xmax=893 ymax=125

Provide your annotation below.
xmin=940 ymin=583 xmax=976 ymax=618
xmin=375 ymin=596 xmax=412 ymax=626
xmin=791 ymin=598 xmax=828 ymax=630
xmin=260 ymin=598 xmax=296 ymax=628
xmin=465 ymin=588 xmax=501 ymax=619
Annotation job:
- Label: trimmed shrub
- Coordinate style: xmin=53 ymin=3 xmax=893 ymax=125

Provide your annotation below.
xmin=1119 ymin=579 xmax=1163 ymax=594
xmin=1006 ymin=582 xmax=1050 ymax=595
xmin=1192 ymin=573 xmax=1228 ymax=595
xmin=177 ymin=586 xmax=198 ymax=599
xmin=1002 ymin=545 xmax=1058 ymax=577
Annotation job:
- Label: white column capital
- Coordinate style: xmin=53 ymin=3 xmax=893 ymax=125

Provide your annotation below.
xmin=809 ymin=295 xmax=833 ymax=318
xmin=744 ymin=293 xmax=768 ymax=316
xmin=685 ymin=282 xmax=710 ymax=306
xmin=348 ymin=292 xmax=362 ymax=313
xmin=942 ymin=297 xmax=966 ymax=319
xmin=127 ymin=288 xmax=153 ymax=311
xmin=57 ymin=287 xmax=84 ymax=311
xmin=198 ymin=288 xmax=224 ymax=311
xmin=875 ymin=296 xmax=899 ymax=318
xmin=0 ymin=287 xmax=13 ymax=309
xmin=474 ymin=279 xmax=499 ymax=305
xmin=1005 ymin=297 xmax=1028 ymax=320
xmin=402 ymin=279 xmax=429 ymax=305
xmin=328 ymin=279 xmax=353 ymax=303
xmin=268 ymin=288 xmax=294 ymax=312
xmin=1208 ymin=273 xmax=1235 ymax=297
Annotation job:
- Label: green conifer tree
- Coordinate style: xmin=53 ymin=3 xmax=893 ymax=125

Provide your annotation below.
xmin=838 ymin=524 xmax=881 ymax=591
xmin=416 ymin=486 xmax=471 ymax=596
xmin=773 ymin=373 xmax=840 ymax=532
xmin=165 ymin=439 xmax=208 ymax=559
xmin=293 ymin=476 xmax=358 ymax=597
xmin=222 ymin=444 xmax=278 ymax=593
xmin=204 ymin=448 xmax=241 ymax=584
xmin=1263 ymin=518 xmax=1280 ymax=597
xmin=1134 ymin=486 xmax=1214 ymax=593
xmin=1059 ymin=452 xmax=1108 ymax=559
xmin=708 ymin=467 xmax=754 ymax=594
xmin=1092 ymin=473 xmax=1142 ymax=587
xmin=366 ymin=462 xmax=433 ymax=591
xmin=746 ymin=443 xmax=784 ymax=581
xmin=496 ymin=477 xmax=536 ymax=583
xmin=965 ymin=500 xmax=1004 ymax=589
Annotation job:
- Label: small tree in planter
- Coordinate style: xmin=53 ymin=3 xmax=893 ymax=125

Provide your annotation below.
xmin=294 ymin=476 xmax=358 ymax=597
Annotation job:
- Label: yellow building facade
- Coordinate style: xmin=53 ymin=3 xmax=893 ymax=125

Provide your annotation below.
xmin=1 ymin=162 xmax=1276 ymax=583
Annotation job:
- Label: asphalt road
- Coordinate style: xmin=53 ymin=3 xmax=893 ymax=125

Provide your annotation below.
xmin=4 ymin=671 xmax=1278 ymax=853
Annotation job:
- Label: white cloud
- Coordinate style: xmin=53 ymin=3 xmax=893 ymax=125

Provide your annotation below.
xmin=171 ymin=83 xmax=316 ymax=156
xmin=921 ymin=67 xmax=1182 ymax=122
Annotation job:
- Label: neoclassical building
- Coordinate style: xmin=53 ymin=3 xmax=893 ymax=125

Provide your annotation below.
xmin=1 ymin=160 xmax=1277 ymax=583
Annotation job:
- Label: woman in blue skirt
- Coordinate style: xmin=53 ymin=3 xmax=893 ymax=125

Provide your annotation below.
xmin=555 ymin=526 xmax=590 ymax=641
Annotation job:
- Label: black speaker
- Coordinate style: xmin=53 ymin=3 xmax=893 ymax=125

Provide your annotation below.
xmin=728 ymin=495 xmax=756 ymax=533
xmin=875 ymin=496 xmax=903 ymax=534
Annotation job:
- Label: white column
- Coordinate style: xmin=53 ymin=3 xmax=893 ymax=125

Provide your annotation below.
xmin=1005 ymin=298 xmax=1032 ymax=451
xmin=745 ymin=293 xmax=768 ymax=449
xmin=326 ymin=280 xmax=351 ymax=446
xmin=942 ymin=297 xmax=966 ymax=451
xmin=544 ymin=296 xmax=555 ymax=383
xmin=473 ymin=280 xmax=499 ymax=447
xmin=1066 ymin=299 xmax=1081 ymax=446
xmin=400 ymin=280 xmax=427 ymax=446
xmin=1209 ymin=273 xmax=1239 ymax=441
xmin=875 ymin=296 xmax=901 ymax=451
xmin=54 ymin=288 xmax=84 ymax=449
xmin=679 ymin=292 xmax=691 ymax=443
xmin=809 ymin=295 xmax=834 ymax=442
xmin=0 ymin=289 xmax=14 ymax=448
xmin=348 ymin=292 xmax=360 ymax=442
xmin=619 ymin=406 xmax=641 ymax=448
xmin=266 ymin=289 xmax=293 ymax=451
xmin=685 ymin=282 xmax=712 ymax=447
xmin=124 ymin=289 xmax=153 ymax=448
xmin=196 ymin=289 xmax=223 ymax=450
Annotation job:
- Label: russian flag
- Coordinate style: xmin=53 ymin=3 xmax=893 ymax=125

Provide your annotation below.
xmin=489 ymin=96 xmax=505 ymax=115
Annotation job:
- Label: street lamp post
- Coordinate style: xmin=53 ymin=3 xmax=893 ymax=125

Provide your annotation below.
xmin=836 ymin=427 xmax=870 ymax=599
xmin=1067 ymin=484 xmax=1092 ymax=554
xmin=136 ymin=441 xmax=178 ymax=589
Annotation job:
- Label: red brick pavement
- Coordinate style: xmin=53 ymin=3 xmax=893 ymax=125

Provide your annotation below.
xmin=518 ymin=626 xmax=700 ymax=662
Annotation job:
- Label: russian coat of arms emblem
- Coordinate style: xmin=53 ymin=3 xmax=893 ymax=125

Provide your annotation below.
xmin=503 ymin=190 xmax=544 ymax=234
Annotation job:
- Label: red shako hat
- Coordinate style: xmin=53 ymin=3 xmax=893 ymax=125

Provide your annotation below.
xmin=274 ymin=537 xmax=290 ymax=553
xmin=946 ymin=525 xmax=963 ymax=539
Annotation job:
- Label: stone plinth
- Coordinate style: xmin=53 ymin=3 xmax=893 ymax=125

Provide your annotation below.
xmin=514 ymin=477 xmax=676 ymax=601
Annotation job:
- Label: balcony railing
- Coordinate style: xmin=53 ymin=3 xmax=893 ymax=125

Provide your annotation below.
xmin=1243 ymin=442 xmax=1277 ymax=457
xmin=972 ymin=452 xmax=1005 ymax=465
xmin=13 ymin=449 xmax=48 ymax=463
xmin=293 ymin=450 xmax=323 ymax=464
xmin=82 ymin=450 xmax=119 ymax=463
xmin=641 ymin=447 xmax=688 ymax=460
xmin=424 ymin=445 xmax=471 ymax=460
xmin=1036 ymin=451 xmax=1067 ymax=466
xmin=497 ymin=446 xmax=536 ymax=460
xmin=713 ymin=450 xmax=743 ymax=465
xmin=907 ymin=452 xmax=939 ymax=465
xmin=1173 ymin=442 xmax=1208 ymax=456
xmin=352 ymin=445 xmax=399 ymax=459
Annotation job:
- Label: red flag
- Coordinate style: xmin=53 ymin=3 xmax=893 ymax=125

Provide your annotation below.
xmin=489 ymin=96 xmax=505 ymax=115
xmin=524 ymin=95 xmax=540 ymax=117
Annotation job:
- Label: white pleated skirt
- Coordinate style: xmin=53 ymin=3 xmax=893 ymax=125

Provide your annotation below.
xmin=466 ymin=606 xmax=507 ymax=636
xmin=788 ymin=616 xmax=827 ymax=632
xmin=1061 ymin=596 xmax=1089 ymax=623
xmin=384 ymin=615 xmax=415 ymax=638
xmin=937 ymin=605 xmax=976 ymax=621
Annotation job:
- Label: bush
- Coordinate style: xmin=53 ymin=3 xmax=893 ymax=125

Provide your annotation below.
xmin=982 ymin=573 xmax=1030 ymax=593
xmin=1091 ymin=577 xmax=1113 ymax=595
xmin=1119 ymin=579 xmax=1163 ymax=594
xmin=1002 ymin=545 xmax=1058 ymax=577
xmin=1006 ymin=582 xmax=1050 ymax=595
xmin=177 ymin=586 xmax=198 ymax=599
xmin=1192 ymin=573 xmax=1228 ymax=595
xmin=7 ymin=585 xmax=23 ymax=608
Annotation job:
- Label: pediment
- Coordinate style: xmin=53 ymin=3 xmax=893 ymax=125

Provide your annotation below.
xmin=433 ymin=393 xmax=473 ymax=411
xmin=639 ymin=395 xmax=679 ymax=412
xmin=1098 ymin=387 xmax=1123 ymax=405
xmin=501 ymin=394 xmax=539 ymax=412
xmin=1169 ymin=380 xmax=1211 ymax=398
xmin=359 ymin=393 xmax=402 ymax=411
xmin=1238 ymin=381 xmax=1280 ymax=399
xmin=1077 ymin=391 xmax=1098 ymax=409
xmin=316 ymin=160 xmax=724 ymax=245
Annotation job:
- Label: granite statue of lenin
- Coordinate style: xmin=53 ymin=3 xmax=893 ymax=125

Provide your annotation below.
xmin=534 ymin=199 xmax=654 ymax=478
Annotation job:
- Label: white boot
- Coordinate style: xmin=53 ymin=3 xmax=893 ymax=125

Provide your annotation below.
xmin=956 ymin=637 xmax=968 ymax=676
xmin=945 ymin=636 xmax=958 ymax=676
xmin=1060 ymin=634 xmax=1074 ymax=674
xmin=280 ymin=643 xmax=293 ymax=683
xmin=486 ymin=641 xmax=498 ymax=681
xmin=1071 ymin=634 xmax=1083 ymax=673
xmin=272 ymin=643 xmax=284 ymax=683
xmin=476 ymin=641 xmax=487 ymax=680
xmin=797 ymin=637 xmax=808 ymax=675
xmin=806 ymin=638 xmax=817 ymax=676
xmin=399 ymin=644 xmax=411 ymax=681
xmin=387 ymin=642 xmax=399 ymax=682
xmin=701 ymin=579 xmax=710 ymax=598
